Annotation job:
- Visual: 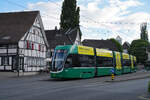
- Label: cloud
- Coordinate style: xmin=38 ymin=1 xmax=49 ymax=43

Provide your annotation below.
xmin=27 ymin=1 xmax=62 ymax=30
xmin=87 ymin=2 xmax=99 ymax=12
xmin=109 ymin=0 xmax=143 ymax=10
xmin=79 ymin=0 xmax=150 ymax=43
xmin=27 ymin=0 xmax=150 ymax=43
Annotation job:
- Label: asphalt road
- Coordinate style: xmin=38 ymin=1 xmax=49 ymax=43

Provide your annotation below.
xmin=0 ymin=74 xmax=150 ymax=100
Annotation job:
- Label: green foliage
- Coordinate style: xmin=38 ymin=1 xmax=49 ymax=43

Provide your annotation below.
xmin=109 ymin=38 xmax=123 ymax=52
xmin=140 ymin=23 xmax=149 ymax=41
xmin=148 ymin=81 xmax=150 ymax=93
xmin=141 ymin=31 xmax=148 ymax=41
xmin=128 ymin=39 xmax=149 ymax=64
xmin=60 ymin=0 xmax=80 ymax=30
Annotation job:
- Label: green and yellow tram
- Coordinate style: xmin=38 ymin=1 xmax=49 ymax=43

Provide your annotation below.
xmin=50 ymin=45 xmax=136 ymax=78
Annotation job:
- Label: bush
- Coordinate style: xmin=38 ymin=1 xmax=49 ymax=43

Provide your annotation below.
xmin=128 ymin=39 xmax=149 ymax=64
xmin=144 ymin=61 xmax=150 ymax=70
xmin=109 ymin=38 xmax=123 ymax=52
xmin=148 ymin=81 xmax=150 ymax=93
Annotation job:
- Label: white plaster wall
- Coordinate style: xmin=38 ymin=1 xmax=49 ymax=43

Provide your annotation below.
xmin=0 ymin=49 xmax=7 ymax=53
xmin=8 ymin=49 xmax=17 ymax=53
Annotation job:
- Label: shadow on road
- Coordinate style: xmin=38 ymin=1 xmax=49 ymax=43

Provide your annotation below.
xmin=41 ymin=78 xmax=86 ymax=82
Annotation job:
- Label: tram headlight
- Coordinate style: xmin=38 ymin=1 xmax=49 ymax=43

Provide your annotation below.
xmin=65 ymin=70 xmax=68 ymax=72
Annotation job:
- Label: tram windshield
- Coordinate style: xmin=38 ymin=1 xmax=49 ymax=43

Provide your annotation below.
xmin=51 ymin=49 xmax=68 ymax=71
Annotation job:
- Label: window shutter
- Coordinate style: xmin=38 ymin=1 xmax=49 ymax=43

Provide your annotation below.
xmin=27 ymin=41 xmax=29 ymax=49
xmin=32 ymin=43 xmax=34 ymax=50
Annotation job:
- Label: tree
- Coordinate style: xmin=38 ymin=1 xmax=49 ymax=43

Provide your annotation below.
xmin=60 ymin=0 xmax=80 ymax=30
xmin=109 ymin=38 xmax=123 ymax=52
xmin=128 ymin=39 xmax=149 ymax=64
xmin=140 ymin=22 xmax=149 ymax=41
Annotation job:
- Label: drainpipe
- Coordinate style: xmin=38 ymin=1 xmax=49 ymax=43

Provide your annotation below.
xmin=17 ymin=44 xmax=19 ymax=77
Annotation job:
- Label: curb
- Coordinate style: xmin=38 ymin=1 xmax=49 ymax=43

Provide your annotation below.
xmin=105 ymin=75 xmax=150 ymax=82
xmin=0 ymin=72 xmax=43 ymax=79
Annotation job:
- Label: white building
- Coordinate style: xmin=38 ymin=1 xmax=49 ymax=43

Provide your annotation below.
xmin=123 ymin=42 xmax=130 ymax=53
xmin=116 ymin=35 xmax=122 ymax=45
xmin=0 ymin=11 xmax=48 ymax=72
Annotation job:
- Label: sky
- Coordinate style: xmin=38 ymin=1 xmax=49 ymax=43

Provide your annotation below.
xmin=1 ymin=0 xmax=150 ymax=43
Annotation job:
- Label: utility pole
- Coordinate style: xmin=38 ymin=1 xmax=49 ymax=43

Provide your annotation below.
xmin=17 ymin=45 xmax=19 ymax=77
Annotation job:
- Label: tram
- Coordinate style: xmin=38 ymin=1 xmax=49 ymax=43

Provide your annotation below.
xmin=50 ymin=45 xmax=136 ymax=78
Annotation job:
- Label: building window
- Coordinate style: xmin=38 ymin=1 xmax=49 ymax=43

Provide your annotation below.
xmin=29 ymin=42 xmax=32 ymax=49
xmin=96 ymin=56 xmax=113 ymax=67
xmin=27 ymin=41 xmax=34 ymax=50
xmin=0 ymin=45 xmax=7 ymax=49
xmin=8 ymin=45 xmax=17 ymax=49
xmin=33 ymin=29 xmax=36 ymax=34
xmin=41 ymin=45 xmax=44 ymax=52
xmin=1 ymin=57 xmax=9 ymax=65
xmin=9 ymin=57 xmax=12 ymax=65
xmin=36 ymin=30 xmax=39 ymax=35
xmin=0 ymin=57 xmax=1 ymax=65
xmin=33 ymin=29 xmax=40 ymax=36
xmin=39 ymin=44 xmax=41 ymax=51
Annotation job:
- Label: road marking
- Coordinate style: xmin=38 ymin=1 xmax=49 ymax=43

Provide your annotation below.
xmin=138 ymin=95 xmax=150 ymax=100
xmin=83 ymin=82 xmax=110 ymax=87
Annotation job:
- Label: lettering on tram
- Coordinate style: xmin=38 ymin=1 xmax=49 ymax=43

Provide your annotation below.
xmin=78 ymin=46 xmax=94 ymax=55
xmin=96 ymin=49 xmax=113 ymax=67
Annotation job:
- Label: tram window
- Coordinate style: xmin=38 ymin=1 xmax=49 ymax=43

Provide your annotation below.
xmin=78 ymin=55 xmax=95 ymax=67
xmin=72 ymin=55 xmax=80 ymax=67
xmin=96 ymin=56 xmax=113 ymax=67
xmin=64 ymin=55 xmax=72 ymax=68
xmin=65 ymin=54 xmax=95 ymax=67
xmin=123 ymin=59 xmax=131 ymax=66
xmin=64 ymin=54 xmax=80 ymax=68
xmin=134 ymin=61 xmax=137 ymax=66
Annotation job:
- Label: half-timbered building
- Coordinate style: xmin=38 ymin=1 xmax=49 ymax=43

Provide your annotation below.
xmin=0 ymin=11 xmax=48 ymax=72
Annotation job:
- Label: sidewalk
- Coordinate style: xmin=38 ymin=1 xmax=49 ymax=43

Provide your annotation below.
xmin=0 ymin=72 xmax=17 ymax=79
xmin=106 ymin=70 xmax=150 ymax=82
xmin=0 ymin=71 xmax=40 ymax=79
xmin=0 ymin=69 xmax=150 ymax=81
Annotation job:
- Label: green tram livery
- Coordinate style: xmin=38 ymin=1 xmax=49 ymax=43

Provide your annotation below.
xmin=50 ymin=45 xmax=137 ymax=78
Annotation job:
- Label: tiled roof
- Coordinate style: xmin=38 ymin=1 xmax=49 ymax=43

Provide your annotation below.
xmin=0 ymin=11 xmax=39 ymax=44
xmin=45 ymin=29 xmax=78 ymax=50
xmin=82 ymin=39 xmax=118 ymax=51
xmin=123 ymin=42 xmax=130 ymax=49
